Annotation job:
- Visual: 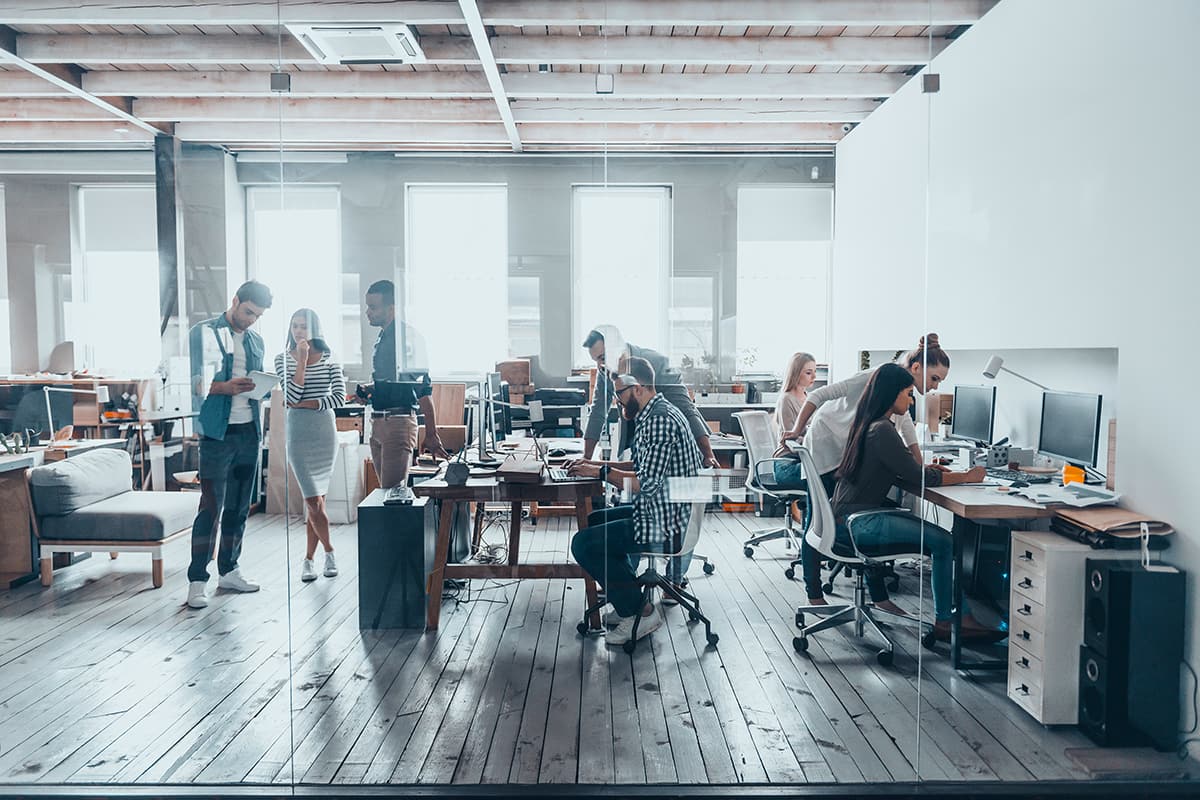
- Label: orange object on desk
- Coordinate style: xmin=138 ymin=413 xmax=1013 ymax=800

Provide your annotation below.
xmin=1062 ymin=464 xmax=1085 ymax=485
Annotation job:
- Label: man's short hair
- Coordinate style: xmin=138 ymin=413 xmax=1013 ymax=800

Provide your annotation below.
xmin=582 ymin=329 xmax=604 ymax=350
xmin=235 ymin=280 xmax=273 ymax=308
xmin=621 ymin=356 xmax=655 ymax=388
xmin=366 ymin=279 xmax=395 ymax=306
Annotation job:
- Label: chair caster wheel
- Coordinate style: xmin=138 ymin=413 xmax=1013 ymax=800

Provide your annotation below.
xmin=795 ymin=611 xmax=805 ymax=628
xmin=703 ymin=562 xmax=715 ymax=575
xmin=784 ymin=567 xmax=795 ymax=580
xmin=623 ymin=640 xmax=637 ymax=654
xmin=877 ymin=649 xmax=894 ymax=667
xmin=743 ymin=546 xmax=755 ymax=558
xmin=821 ymin=582 xmax=834 ymax=594
xmin=577 ymin=622 xmax=590 ymax=637
xmin=921 ymin=631 xmax=937 ymax=651
xmin=706 ymin=633 xmax=719 ymax=647
xmin=887 ymin=578 xmax=900 ymax=592
xmin=688 ymin=610 xmax=700 ymax=623
xmin=793 ymin=636 xmax=809 ymax=653
xmin=680 ymin=577 xmax=689 ymax=588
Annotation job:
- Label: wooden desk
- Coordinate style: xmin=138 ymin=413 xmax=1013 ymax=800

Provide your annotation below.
xmin=413 ymin=468 xmax=602 ymax=631
xmin=920 ymin=485 xmax=1052 ymax=671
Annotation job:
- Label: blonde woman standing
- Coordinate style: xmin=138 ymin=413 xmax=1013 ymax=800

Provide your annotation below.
xmin=274 ymin=308 xmax=346 ymax=582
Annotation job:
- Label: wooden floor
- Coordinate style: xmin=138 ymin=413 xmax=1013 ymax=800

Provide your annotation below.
xmin=1 ymin=509 xmax=1193 ymax=787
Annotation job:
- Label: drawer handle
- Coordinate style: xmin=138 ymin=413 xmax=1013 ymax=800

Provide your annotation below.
xmin=1016 ymin=684 xmax=1030 ymax=696
xmin=1015 ymin=656 xmax=1030 ymax=669
xmin=1018 ymin=577 xmax=1033 ymax=589
xmin=1020 ymin=630 xmax=1031 ymax=641
xmin=1018 ymin=550 xmax=1034 ymax=562
xmin=1017 ymin=604 xmax=1033 ymax=616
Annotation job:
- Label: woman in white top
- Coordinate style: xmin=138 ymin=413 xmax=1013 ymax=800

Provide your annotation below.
xmin=275 ymin=308 xmax=346 ymax=583
xmin=782 ymin=334 xmax=951 ymax=609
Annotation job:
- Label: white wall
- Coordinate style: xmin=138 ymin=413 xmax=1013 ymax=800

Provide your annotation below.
xmin=833 ymin=0 xmax=1200 ymax=725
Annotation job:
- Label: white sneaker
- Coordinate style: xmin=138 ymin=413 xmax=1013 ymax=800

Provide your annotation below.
xmin=186 ymin=581 xmax=208 ymax=609
xmin=603 ymin=607 xmax=625 ymax=628
xmin=323 ymin=552 xmax=338 ymax=578
xmin=217 ymin=569 xmax=260 ymax=593
xmin=301 ymin=559 xmax=318 ymax=582
xmin=606 ymin=610 xmax=663 ymax=646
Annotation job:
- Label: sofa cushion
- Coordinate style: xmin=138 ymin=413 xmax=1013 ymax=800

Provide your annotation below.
xmin=38 ymin=490 xmax=199 ymax=542
xmin=30 ymin=449 xmax=133 ymax=516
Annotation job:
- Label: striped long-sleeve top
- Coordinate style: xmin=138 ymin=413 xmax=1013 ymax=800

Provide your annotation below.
xmin=274 ymin=351 xmax=346 ymax=411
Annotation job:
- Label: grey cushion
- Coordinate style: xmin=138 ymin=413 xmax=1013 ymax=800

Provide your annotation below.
xmin=38 ymin=490 xmax=199 ymax=542
xmin=30 ymin=449 xmax=133 ymax=516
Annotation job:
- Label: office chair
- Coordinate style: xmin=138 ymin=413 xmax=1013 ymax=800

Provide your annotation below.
xmin=578 ymin=500 xmax=719 ymax=655
xmin=789 ymin=446 xmax=922 ymax=667
xmin=734 ymin=411 xmax=809 ymax=571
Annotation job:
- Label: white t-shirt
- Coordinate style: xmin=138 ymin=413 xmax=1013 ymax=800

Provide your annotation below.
xmin=228 ymin=330 xmax=253 ymax=424
xmin=802 ymin=369 xmax=919 ymax=477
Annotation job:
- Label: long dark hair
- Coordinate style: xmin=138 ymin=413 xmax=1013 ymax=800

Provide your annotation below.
xmin=837 ymin=363 xmax=915 ymax=483
xmin=286 ymin=307 xmax=331 ymax=354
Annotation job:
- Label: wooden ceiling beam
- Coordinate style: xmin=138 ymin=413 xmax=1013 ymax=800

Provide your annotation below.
xmin=133 ymin=97 xmax=503 ymax=123
xmin=503 ymin=72 xmax=907 ymax=99
xmin=510 ymin=99 xmax=875 ymax=124
xmin=0 ymin=1 xmax=464 ymax=26
xmin=479 ymin=0 xmax=997 ymax=26
xmin=174 ymin=121 xmax=512 ymax=144
xmin=0 ymin=120 xmax=155 ymax=144
xmin=0 ymin=97 xmax=128 ymax=120
xmin=82 ymin=70 xmax=495 ymax=98
xmin=0 ymin=71 xmax=73 ymax=97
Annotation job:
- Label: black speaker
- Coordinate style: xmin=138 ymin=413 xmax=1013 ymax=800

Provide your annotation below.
xmin=1078 ymin=560 xmax=1185 ymax=750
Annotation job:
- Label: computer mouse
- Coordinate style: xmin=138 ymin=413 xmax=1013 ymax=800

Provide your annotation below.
xmin=548 ymin=448 xmax=567 ymax=458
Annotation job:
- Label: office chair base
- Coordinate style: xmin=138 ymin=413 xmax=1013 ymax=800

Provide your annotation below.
xmin=793 ymin=588 xmax=919 ymax=667
xmin=578 ymin=568 xmax=719 ymax=654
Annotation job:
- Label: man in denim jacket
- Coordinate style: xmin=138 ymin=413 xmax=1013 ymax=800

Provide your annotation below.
xmin=185 ymin=281 xmax=272 ymax=609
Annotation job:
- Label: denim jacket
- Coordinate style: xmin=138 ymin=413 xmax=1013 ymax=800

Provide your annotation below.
xmin=190 ymin=314 xmax=265 ymax=440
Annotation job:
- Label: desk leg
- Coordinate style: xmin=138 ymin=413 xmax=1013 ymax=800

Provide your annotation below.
xmin=951 ymin=516 xmax=967 ymax=670
xmin=426 ymin=499 xmax=457 ymax=631
xmin=508 ymin=501 xmax=522 ymax=571
xmin=574 ymin=495 xmax=601 ymax=630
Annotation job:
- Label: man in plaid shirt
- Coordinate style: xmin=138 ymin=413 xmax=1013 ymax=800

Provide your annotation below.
xmin=569 ymin=357 xmax=703 ymax=646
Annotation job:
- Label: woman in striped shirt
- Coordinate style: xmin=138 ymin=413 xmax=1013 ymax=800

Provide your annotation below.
xmin=275 ymin=308 xmax=346 ymax=582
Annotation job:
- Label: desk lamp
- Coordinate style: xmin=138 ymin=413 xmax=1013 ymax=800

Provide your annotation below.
xmin=43 ymin=385 xmax=110 ymax=442
xmin=982 ymin=355 xmax=1049 ymax=390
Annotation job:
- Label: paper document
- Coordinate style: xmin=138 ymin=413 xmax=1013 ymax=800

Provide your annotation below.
xmin=244 ymin=370 xmax=279 ymax=401
xmin=1011 ymin=483 xmax=1120 ymax=508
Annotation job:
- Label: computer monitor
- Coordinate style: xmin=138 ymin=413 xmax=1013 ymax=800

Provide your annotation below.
xmin=950 ymin=385 xmax=996 ymax=446
xmin=1038 ymin=390 xmax=1102 ymax=468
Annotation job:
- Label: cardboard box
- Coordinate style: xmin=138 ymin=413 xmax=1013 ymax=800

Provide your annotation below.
xmin=417 ymin=424 xmax=467 ymax=454
xmin=926 ymin=392 xmax=954 ymax=431
xmin=496 ymin=359 xmax=531 ymax=387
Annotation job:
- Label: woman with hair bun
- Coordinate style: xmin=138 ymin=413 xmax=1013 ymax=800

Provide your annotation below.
xmin=780 ymin=333 xmax=952 ymax=611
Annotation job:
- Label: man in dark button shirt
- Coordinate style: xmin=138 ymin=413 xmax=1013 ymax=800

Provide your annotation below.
xmin=357 ymin=279 xmax=447 ymax=488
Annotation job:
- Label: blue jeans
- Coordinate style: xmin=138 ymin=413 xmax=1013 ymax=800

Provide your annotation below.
xmin=571 ymin=514 xmax=642 ymax=617
xmin=189 ymin=423 xmax=260 ymax=583
xmin=587 ymin=503 xmax=692 ymax=583
xmin=836 ymin=513 xmax=963 ymax=621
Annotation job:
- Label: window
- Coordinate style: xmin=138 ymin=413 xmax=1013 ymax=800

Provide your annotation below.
xmin=736 ymin=186 xmax=833 ymax=375
xmin=69 ymin=185 xmax=160 ymax=375
xmin=0 ymin=185 xmax=8 ymax=375
xmin=572 ymin=186 xmax=670 ymax=365
xmin=508 ymin=275 xmax=541 ymax=358
xmin=405 ymin=184 xmax=507 ymax=376
xmin=246 ymin=186 xmax=344 ymax=362
xmin=669 ymin=275 xmax=715 ymax=369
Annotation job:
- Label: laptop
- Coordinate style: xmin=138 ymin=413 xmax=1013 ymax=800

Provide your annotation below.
xmin=533 ymin=436 xmax=589 ymax=482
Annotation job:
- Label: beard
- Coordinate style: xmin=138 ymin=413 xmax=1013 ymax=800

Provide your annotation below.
xmin=620 ymin=396 xmax=641 ymax=420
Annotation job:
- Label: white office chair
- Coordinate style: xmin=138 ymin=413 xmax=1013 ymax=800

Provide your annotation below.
xmin=789 ymin=445 xmax=923 ymax=667
xmin=577 ymin=498 xmax=719 ymax=655
xmin=733 ymin=411 xmax=809 ymax=570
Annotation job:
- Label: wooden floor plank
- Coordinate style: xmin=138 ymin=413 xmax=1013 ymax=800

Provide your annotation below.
xmin=0 ymin=510 xmax=1167 ymax=789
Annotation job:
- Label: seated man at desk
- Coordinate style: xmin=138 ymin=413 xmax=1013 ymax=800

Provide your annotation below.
xmin=832 ymin=363 xmax=1002 ymax=642
xmin=581 ymin=324 xmax=718 ymax=468
xmin=569 ymin=357 xmax=703 ymax=646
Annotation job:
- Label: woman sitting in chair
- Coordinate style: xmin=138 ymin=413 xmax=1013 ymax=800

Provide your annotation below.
xmin=831 ymin=363 xmax=999 ymax=641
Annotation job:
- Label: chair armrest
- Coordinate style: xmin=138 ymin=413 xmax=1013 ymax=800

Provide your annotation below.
xmin=747 ymin=456 xmax=808 ymax=498
xmin=842 ymin=508 xmax=921 ymax=562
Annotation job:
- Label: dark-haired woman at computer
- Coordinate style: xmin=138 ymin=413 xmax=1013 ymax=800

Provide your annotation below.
xmin=275 ymin=308 xmax=346 ymax=583
xmin=827 ymin=362 xmax=999 ymax=641
xmin=782 ymin=333 xmax=951 ymax=610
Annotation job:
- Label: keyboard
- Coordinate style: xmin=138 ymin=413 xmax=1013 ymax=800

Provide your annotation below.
xmin=986 ymin=468 xmax=1052 ymax=484
xmin=383 ymin=485 xmax=416 ymax=505
xmin=548 ymin=467 xmax=589 ymax=483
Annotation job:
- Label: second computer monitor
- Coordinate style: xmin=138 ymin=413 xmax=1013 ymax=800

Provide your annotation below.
xmin=950 ymin=385 xmax=996 ymax=446
xmin=1038 ymin=390 xmax=1102 ymax=468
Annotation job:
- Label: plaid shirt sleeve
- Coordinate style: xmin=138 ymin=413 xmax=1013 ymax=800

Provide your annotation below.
xmin=632 ymin=396 xmax=703 ymax=547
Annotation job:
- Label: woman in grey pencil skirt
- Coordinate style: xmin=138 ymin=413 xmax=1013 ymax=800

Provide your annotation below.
xmin=275 ymin=308 xmax=346 ymax=582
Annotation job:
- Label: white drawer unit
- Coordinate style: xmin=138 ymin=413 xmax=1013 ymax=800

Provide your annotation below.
xmin=1006 ymin=531 xmax=1130 ymax=725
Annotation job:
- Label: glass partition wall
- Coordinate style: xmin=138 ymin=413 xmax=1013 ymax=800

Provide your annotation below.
xmin=2 ymin=0 xmax=1197 ymax=796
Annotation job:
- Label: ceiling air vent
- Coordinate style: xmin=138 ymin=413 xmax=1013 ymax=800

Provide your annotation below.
xmin=286 ymin=24 xmax=425 ymax=65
